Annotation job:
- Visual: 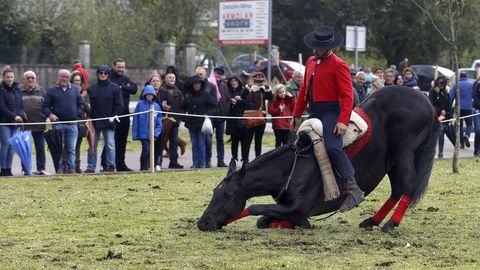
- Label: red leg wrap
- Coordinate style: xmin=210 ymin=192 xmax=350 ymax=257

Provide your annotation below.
xmin=390 ymin=195 xmax=412 ymax=224
xmin=268 ymin=220 xmax=294 ymax=229
xmin=372 ymin=196 xmax=398 ymax=224
xmin=225 ymin=208 xmax=249 ymax=225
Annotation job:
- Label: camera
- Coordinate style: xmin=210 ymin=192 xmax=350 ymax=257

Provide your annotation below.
xmin=253 ymin=78 xmax=264 ymax=84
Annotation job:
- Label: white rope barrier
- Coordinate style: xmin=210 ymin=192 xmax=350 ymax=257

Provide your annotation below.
xmin=0 ymin=108 xmax=478 ymax=126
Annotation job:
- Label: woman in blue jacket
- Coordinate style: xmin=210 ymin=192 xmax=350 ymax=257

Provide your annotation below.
xmin=132 ymin=85 xmax=162 ymax=171
xmin=0 ymin=67 xmax=26 ymax=176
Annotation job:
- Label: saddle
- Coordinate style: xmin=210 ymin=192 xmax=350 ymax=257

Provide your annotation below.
xmin=296 ymin=110 xmax=369 ymax=201
xmin=298 ymin=110 xmax=368 ymax=148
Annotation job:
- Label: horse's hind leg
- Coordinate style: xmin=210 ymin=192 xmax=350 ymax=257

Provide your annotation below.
xmin=360 ymin=152 xmax=414 ymax=231
xmin=359 ymin=196 xmax=398 ymax=229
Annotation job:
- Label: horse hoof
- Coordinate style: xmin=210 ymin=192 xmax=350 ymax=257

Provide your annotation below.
xmin=381 ymin=220 xmax=399 ymax=233
xmin=359 ymin=217 xmax=379 ymax=229
xmin=256 ymin=216 xmax=271 ymax=229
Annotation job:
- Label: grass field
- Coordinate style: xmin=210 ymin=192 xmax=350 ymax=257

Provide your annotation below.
xmin=0 ymin=158 xmax=479 ymax=269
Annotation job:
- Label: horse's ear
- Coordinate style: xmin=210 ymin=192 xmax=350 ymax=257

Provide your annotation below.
xmin=227 ymin=159 xmax=236 ymax=176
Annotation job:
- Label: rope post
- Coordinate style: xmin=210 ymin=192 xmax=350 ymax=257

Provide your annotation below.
xmin=150 ymin=104 xmax=155 ymax=174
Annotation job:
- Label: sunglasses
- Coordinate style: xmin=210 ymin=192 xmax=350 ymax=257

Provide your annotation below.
xmin=98 ymin=71 xmax=108 ymax=75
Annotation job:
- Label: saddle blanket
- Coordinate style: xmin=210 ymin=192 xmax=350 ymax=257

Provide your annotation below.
xmin=298 ymin=110 xmax=369 ymax=147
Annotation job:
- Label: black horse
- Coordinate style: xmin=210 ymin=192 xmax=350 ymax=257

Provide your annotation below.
xmin=198 ymin=86 xmax=441 ymax=232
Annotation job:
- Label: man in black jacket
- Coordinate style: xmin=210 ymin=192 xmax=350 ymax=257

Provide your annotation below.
xmin=104 ymin=58 xmax=138 ymax=171
xmin=85 ymin=65 xmax=124 ymax=173
xmin=473 ymin=78 xmax=480 ymax=156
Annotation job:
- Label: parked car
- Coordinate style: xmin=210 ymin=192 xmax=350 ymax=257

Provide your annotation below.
xmin=411 ymin=65 xmax=455 ymax=93
xmin=232 ymin=54 xmax=267 ymax=72
xmin=458 ymin=68 xmax=477 ymax=82
xmin=471 ymin=59 xmax=480 ymax=70
xmin=257 ymin=60 xmax=305 ymax=82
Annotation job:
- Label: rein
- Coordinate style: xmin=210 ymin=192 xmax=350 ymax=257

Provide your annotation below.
xmin=275 ymin=141 xmax=315 ymax=202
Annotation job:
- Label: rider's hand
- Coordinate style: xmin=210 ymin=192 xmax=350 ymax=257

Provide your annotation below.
xmin=333 ymin=122 xmax=347 ymax=136
xmin=290 ymin=117 xmax=300 ymax=133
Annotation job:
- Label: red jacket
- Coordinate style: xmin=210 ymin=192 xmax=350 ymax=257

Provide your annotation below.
xmin=73 ymin=64 xmax=89 ymax=89
xmin=292 ymin=53 xmax=353 ymax=124
xmin=268 ymin=95 xmax=295 ymax=130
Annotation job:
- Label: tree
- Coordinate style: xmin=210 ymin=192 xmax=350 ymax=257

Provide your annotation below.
xmin=411 ymin=0 xmax=468 ymax=173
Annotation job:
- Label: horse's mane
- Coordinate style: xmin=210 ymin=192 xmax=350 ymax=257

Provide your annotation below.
xmin=246 ymin=145 xmax=294 ymax=171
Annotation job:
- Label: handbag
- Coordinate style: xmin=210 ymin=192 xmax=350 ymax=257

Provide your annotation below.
xmin=243 ymin=93 xmax=266 ymax=129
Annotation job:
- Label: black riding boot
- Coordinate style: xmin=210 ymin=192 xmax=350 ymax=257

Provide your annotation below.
xmin=339 ymin=176 xmax=365 ymax=212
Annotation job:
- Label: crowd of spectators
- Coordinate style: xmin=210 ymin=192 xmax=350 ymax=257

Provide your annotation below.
xmin=1 ymin=56 xmax=479 ymax=176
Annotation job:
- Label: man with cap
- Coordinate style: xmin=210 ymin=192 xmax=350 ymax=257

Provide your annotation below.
xmin=210 ymin=66 xmax=230 ymax=167
xmin=291 ymin=26 xmax=364 ymax=212
xmin=84 ymin=65 xmax=124 ymax=173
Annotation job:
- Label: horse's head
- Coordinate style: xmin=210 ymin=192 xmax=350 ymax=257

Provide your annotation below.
xmin=197 ymin=161 xmax=247 ymax=231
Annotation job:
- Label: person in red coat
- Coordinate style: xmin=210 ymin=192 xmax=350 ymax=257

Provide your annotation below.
xmin=268 ymin=84 xmax=295 ymax=147
xmin=72 ymin=60 xmax=89 ymax=89
xmin=291 ymin=26 xmax=364 ymax=212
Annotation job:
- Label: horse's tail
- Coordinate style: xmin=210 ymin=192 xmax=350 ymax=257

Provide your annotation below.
xmin=410 ymin=119 xmax=441 ymax=208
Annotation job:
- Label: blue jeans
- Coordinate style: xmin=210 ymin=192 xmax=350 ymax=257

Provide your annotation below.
xmin=460 ymin=109 xmax=473 ymax=147
xmin=309 ymin=101 xmax=355 ymax=179
xmin=87 ymin=128 xmax=115 ymax=171
xmin=140 ymin=139 xmax=151 ymax=163
xmin=205 ymin=120 xmax=226 ymax=165
xmin=32 ymin=131 xmax=46 ymax=171
xmin=0 ymin=126 xmax=20 ymax=169
xmin=189 ymin=129 xmax=206 ymax=168
xmin=55 ymin=124 xmax=78 ymax=173
xmin=473 ymin=109 xmax=480 ymax=155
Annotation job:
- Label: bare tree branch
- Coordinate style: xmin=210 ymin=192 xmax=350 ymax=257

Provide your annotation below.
xmin=410 ymin=0 xmax=452 ymax=44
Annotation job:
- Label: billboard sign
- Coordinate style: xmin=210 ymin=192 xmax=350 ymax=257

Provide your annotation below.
xmin=218 ymin=0 xmax=270 ymax=45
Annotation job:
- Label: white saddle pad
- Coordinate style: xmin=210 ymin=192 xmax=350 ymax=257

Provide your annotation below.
xmin=297 ymin=111 xmax=368 ymax=147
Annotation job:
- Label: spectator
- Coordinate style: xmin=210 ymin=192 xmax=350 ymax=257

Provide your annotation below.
xmin=286 ymin=70 xmax=303 ymax=98
xmin=450 ymin=71 xmax=474 ymax=149
xmin=0 ymin=67 xmax=26 ymax=176
xmin=85 ymin=65 xmax=124 ymax=173
xmin=398 ymin=57 xmax=410 ymax=73
xmin=364 ymin=67 xmax=373 ymax=88
xmin=429 ymin=76 xmax=452 ymax=158
xmin=247 ymin=60 xmax=262 ymax=73
xmin=196 ymin=66 xmax=219 ymax=168
xmin=225 ymin=76 xmax=246 ymax=165
xmin=183 ymin=75 xmax=217 ymax=168
xmin=353 ymin=71 xmax=368 ymax=103
xmin=384 ymin=69 xmax=395 ymax=86
xmin=159 ymin=72 xmax=186 ymax=169
xmin=370 ymin=67 xmax=385 ymax=93
xmin=108 ymin=58 xmax=138 ymax=172
xmin=72 ymin=60 xmax=89 ymax=89
xmin=473 ymin=77 xmax=480 ymax=156
xmin=132 ymin=85 xmax=162 ymax=171
xmin=20 ymin=71 xmax=49 ymax=175
xmin=268 ymin=84 xmax=295 ymax=147
xmin=403 ymin=67 xmax=419 ymax=89
xmin=146 ymin=72 xmax=165 ymax=171
xmin=210 ymin=67 xmax=230 ymax=168
xmin=43 ymin=69 xmax=84 ymax=174
xmin=165 ymin=65 xmax=185 ymax=93
xmin=242 ymin=72 xmax=273 ymax=162
xmin=394 ymin=74 xmax=404 ymax=85
xmin=70 ymin=71 xmax=91 ymax=173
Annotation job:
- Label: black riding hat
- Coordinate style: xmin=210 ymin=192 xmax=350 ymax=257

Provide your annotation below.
xmin=303 ymin=26 xmax=343 ymax=49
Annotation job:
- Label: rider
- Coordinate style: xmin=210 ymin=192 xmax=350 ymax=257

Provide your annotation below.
xmin=291 ymin=26 xmax=364 ymax=212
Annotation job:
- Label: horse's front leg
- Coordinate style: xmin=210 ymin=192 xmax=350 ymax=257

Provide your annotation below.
xmin=248 ymin=204 xmax=311 ymax=228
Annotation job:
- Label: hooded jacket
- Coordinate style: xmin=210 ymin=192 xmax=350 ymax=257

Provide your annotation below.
xmin=0 ymin=81 xmax=26 ymax=123
xmin=132 ymin=85 xmax=162 ymax=140
xmin=183 ymin=76 xmax=218 ymax=130
xmin=225 ymin=76 xmax=246 ymax=135
xmin=88 ymin=66 xmax=124 ymax=130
